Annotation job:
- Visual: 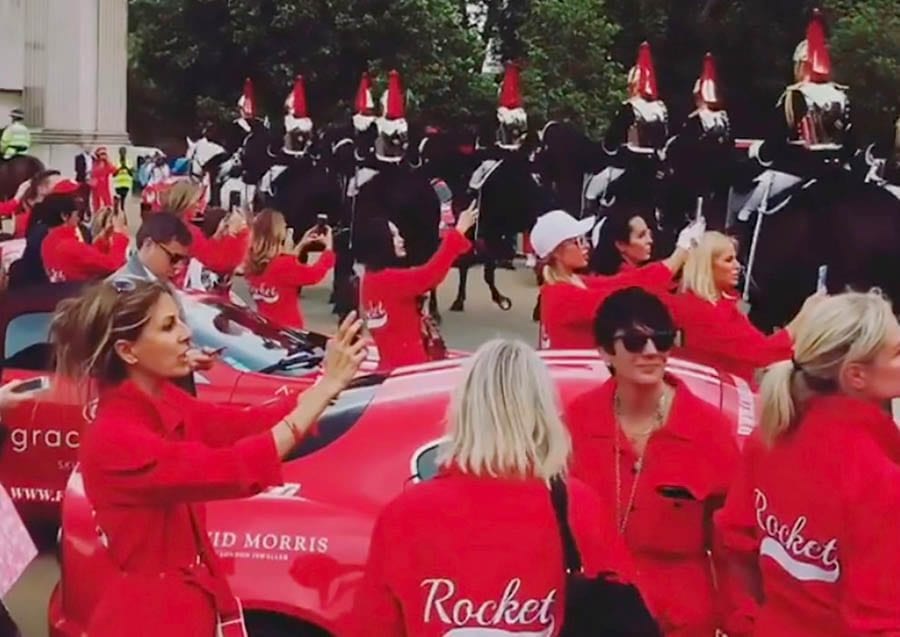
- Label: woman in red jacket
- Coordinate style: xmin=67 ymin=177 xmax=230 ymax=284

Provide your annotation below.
xmin=245 ymin=209 xmax=335 ymax=329
xmin=357 ymin=203 xmax=477 ymax=369
xmin=50 ymin=280 xmax=366 ymax=637
xmin=566 ymin=287 xmax=741 ymax=636
xmin=533 ymin=209 xmax=705 ymax=350
xmin=41 ymin=194 xmax=129 ymax=282
xmin=353 ymin=338 xmax=652 ymax=636
xmin=158 ymin=181 xmax=248 ymax=283
xmin=716 ymin=290 xmax=900 ymax=637
xmin=588 ymin=206 xmax=657 ymax=275
xmin=668 ymin=231 xmax=820 ymax=384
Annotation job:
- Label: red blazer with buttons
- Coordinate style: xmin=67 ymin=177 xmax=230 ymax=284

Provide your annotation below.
xmin=715 ymin=395 xmax=900 ymax=637
xmin=351 ymin=466 xmax=637 ymax=637
xmin=79 ymin=380 xmax=295 ymax=637
xmin=566 ymin=376 xmax=740 ymax=636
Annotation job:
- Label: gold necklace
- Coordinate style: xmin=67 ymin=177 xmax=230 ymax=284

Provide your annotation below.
xmin=613 ymin=387 xmax=670 ymax=535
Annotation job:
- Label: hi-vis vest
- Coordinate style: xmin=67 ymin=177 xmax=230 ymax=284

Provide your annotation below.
xmin=113 ymin=161 xmax=134 ymax=190
xmin=0 ymin=122 xmax=30 ymax=159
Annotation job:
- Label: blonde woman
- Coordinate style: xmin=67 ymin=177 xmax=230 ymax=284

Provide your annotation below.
xmin=158 ymin=181 xmax=248 ymax=282
xmin=716 ymin=291 xmax=900 ymax=636
xmin=244 ymin=209 xmax=334 ymax=329
xmin=352 ymin=339 xmax=649 ymax=636
xmin=668 ymin=231 xmax=819 ymax=383
xmin=532 ymin=209 xmax=704 ymax=349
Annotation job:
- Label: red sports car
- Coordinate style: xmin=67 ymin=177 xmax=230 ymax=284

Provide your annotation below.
xmin=0 ymin=282 xmax=381 ymax=526
xmin=49 ymin=350 xmax=757 ymax=637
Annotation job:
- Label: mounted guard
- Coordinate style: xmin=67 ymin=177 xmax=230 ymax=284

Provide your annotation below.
xmin=748 ymin=9 xmax=853 ymax=179
xmin=666 ymin=52 xmax=734 ymax=228
xmin=457 ymin=62 xmax=550 ymax=312
xmin=262 ymin=74 xmax=341 ymax=247
xmin=585 ymin=42 xmax=668 ymax=214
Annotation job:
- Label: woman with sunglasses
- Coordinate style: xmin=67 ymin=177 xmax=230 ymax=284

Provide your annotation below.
xmin=566 ymin=287 xmax=741 ymax=636
xmin=532 ymin=209 xmax=704 ymax=350
xmin=49 ymin=279 xmax=366 ymax=637
xmin=244 ymin=209 xmax=335 ymax=329
xmin=668 ymin=231 xmax=822 ymax=384
xmin=716 ymin=291 xmax=900 ymax=636
xmin=40 ymin=183 xmax=129 ymax=283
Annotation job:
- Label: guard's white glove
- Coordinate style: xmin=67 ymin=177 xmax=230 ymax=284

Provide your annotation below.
xmin=676 ymin=217 xmax=706 ymax=251
xmin=748 ymin=140 xmax=764 ymax=161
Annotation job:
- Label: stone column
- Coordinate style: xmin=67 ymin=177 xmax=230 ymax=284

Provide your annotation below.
xmin=96 ymin=0 xmax=128 ymax=134
xmin=27 ymin=0 xmax=129 ymax=170
xmin=22 ymin=0 xmax=48 ymax=128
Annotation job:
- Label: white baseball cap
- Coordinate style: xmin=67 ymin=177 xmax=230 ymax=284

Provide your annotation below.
xmin=530 ymin=210 xmax=596 ymax=259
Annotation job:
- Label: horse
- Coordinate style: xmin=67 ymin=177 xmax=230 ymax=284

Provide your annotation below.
xmin=0 ymin=154 xmax=44 ymax=200
xmin=532 ymin=120 xmax=608 ymax=217
xmin=445 ymin=120 xmax=551 ymax=313
xmin=728 ymin=167 xmax=900 ymax=333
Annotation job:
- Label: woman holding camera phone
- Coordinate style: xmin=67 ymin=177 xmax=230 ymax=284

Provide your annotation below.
xmin=244 ymin=209 xmax=335 ymax=329
xmin=49 ymin=279 xmax=365 ymax=637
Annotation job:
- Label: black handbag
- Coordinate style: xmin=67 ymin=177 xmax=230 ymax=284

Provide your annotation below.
xmin=550 ymin=477 xmax=662 ymax=637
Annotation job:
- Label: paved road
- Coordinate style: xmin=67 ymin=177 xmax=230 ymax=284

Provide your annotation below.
xmin=5 ymin=198 xmax=544 ymax=635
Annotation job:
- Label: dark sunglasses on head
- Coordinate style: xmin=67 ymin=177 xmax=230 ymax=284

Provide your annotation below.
xmin=614 ymin=329 xmax=677 ymax=353
xmin=110 ymin=277 xmax=136 ymax=293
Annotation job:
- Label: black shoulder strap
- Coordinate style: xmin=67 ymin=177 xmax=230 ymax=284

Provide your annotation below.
xmin=549 ymin=476 xmax=583 ymax=574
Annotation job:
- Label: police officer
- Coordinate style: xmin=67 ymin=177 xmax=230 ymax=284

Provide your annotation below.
xmin=0 ymin=108 xmax=30 ymax=160
xmin=113 ymin=146 xmax=134 ymax=214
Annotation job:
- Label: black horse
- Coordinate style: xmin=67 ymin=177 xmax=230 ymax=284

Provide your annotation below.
xmin=730 ymin=170 xmax=900 ymax=332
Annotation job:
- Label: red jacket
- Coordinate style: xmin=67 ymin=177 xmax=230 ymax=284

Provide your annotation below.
xmin=716 ymin=396 xmax=900 ymax=637
xmin=0 ymin=199 xmax=30 ymax=238
xmin=667 ymin=292 xmax=793 ymax=384
xmin=188 ymin=225 xmax=249 ymax=276
xmin=362 ymin=230 xmax=471 ymax=369
xmin=79 ymin=381 xmax=295 ymax=637
xmin=352 ymin=466 xmax=636 ymax=636
xmin=539 ymin=262 xmax=674 ymax=350
xmin=41 ymin=225 xmax=128 ymax=282
xmin=245 ymin=250 xmax=336 ymax=329
xmin=567 ymin=376 xmax=740 ymax=636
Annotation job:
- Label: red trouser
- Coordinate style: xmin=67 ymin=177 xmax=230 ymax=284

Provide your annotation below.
xmin=92 ymin=183 xmax=113 ymax=210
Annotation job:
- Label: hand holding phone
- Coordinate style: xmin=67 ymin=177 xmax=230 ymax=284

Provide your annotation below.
xmin=0 ymin=377 xmax=50 ymax=410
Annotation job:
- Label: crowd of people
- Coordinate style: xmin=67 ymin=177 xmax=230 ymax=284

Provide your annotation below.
xmin=4 ymin=267 xmax=894 ymax=635
xmin=0 ymin=7 xmax=898 ymax=635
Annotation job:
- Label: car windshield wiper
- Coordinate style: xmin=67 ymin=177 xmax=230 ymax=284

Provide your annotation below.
xmin=258 ymin=350 xmax=324 ymax=374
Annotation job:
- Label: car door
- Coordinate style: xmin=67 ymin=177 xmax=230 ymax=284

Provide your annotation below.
xmin=0 ymin=309 xmax=84 ymax=524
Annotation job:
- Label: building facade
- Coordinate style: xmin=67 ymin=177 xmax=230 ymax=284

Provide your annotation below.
xmin=0 ymin=0 xmax=128 ymax=170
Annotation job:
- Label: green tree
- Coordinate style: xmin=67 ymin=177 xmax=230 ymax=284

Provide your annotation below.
xmin=518 ymin=0 xmax=624 ymax=136
xmin=827 ymin=0 xmax=899 ymax=140
xmin=128 ymin=0 xmax=494 ymax=143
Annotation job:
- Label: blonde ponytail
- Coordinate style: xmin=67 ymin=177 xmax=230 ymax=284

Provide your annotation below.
xmin=758 ymin=290 xmax=895 ymax=444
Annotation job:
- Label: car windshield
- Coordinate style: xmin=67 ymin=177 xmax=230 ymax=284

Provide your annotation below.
xmin=181 ymin=296 xmax=328 ymax=378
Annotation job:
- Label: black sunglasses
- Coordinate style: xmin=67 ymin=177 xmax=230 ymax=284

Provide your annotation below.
xmin=613 ymin=329 xmax=677 ymax=353
xmin=154 ymin=240 xmax=188 ymax=265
